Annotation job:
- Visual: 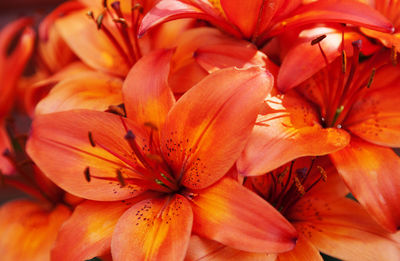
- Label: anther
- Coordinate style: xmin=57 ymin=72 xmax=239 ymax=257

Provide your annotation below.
xmin=352 ymin=39 xmax=362 ymax=50
xmin=125 ymin=130 xmax=135 ymax=140
xmin=106 ymin=104 xmax=126 ymax=116
xmin=88 ymin=132 xmax=96 ymax=147
xmin=103 ymin=0 xmax=108 ymax=8
xmin=144 ymin=122 xmax=158 ymax=131
xmin=366 ymin=68 xmax=376 ymax=88
xmin=311 ymin=35 xmax=326 ymax=46
xmin=332 ymin=105 xmax=344 ymax=127
xmin=116 ymin=169 xmax=126 ymax=187
xmin=96 ymin=13 xmax=105 ymax=29
xmin=317 ymin=166 xmax=327 ymax=182
xmin=86 ymin=11 xmax=94 ymax=19
xmin=341 ymin=50 xmax=347 ymax=74
xmin=113 ymin=18 xmax=127 ymax=26
xmin=132 ymin=3 xmax=144 ymax=13
xmin=294 ymin=176 xmax=305 ymax=196
xmin=84 ymin=167 xmax=91 ymax=182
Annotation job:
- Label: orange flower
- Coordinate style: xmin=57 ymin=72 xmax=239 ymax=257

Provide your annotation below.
xmin=186 ymin=157 xmax=400 ymax=260
xmin=139 ymin=0 xmax=393 ymax=46
xmin=27 ymin=50 xmax=297 ymax=260
xmin=0 ymin=18 xmax=34 ymax=174
xmin=238 ymin=43 xmax=400 ymax=232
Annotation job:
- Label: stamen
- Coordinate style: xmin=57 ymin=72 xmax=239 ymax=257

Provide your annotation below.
xmin=311 ymin=34 xmax=327 ymax=46
xmin=317 ymin=166 xmax=327 ymax=182
xmin=294 ymin=176 xmax=305 ymax=196
xmin=331 ymin=105 xmax=344 ymax=127
xmin=366 ymin=68 xmax=376 ymax=88
xmin=106 ymin=104 xmax=126 ymax=116
xmin=88 ymin=132 xmax=96 ymax=147
xmin=84 ymin=167 xmax=91 ymax=182
xmin=132 ymin=3 xmax=144 ymax=13
xmin=96 ymin=13 xmax=105 ymax=29
xmin=103 ymin=0 xmax=108 ymax=8
xmin=116 ymin=169 xmax=126 ymax=187
xmin=125 ymin=130 xmax=153 ymax=170
xmin=341 ymin=50 xmax=347 ymax=74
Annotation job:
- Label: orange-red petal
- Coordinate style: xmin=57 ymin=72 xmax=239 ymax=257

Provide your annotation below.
xmin=295 ymin=198 xmax=400 ymax=260
xmin=330 ymin=137 xmax=400 ymax=232
xmin=111 ymin=194 xmax=193 ymax=261
xmin=35 ymin=71 xmax=123 ymax=115
xmin=0 ymin=200 xmax=70 ymax=261
xmin=345 ymin=67 xmax=400 ymax=147
xmin=186 ymin=235 xmax=277 ymax=261
xmin=237 ymin=90 xmax=350 ymax=176
xmin=51 ymin=197 xmax=151 ymax=261
xmin=277 ymin=234 xmax=322 ymax=261
xmin=27 ymin=110 xmax=148 ymax=201
xmin=123 ymin=49 xmax=175 ymax=130
xmin=55 ymin=10 xmax=130 ymax=76
xmin=190 ymin=177 xmax=297 ymax=253
xmin=267 ymin=0 xmax=394 ymax=38
xmin=161 ymin=67 xmax=272 ymax=189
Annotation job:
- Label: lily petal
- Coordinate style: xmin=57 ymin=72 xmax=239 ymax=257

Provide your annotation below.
xmin=191 ymin=177 xmax=297 ymax=253
xmin=123 ymin=49 xmax=175 ymax=130
xmin=330 ymin=137 xmax=400 ymax=232
xmin=0 ymin=200 xmax=70 ymax=261
xmin=139 ymin=0 xmax=241 ymax=38
xmin=35 ymin=71 xmax=123 ymax=115
xmin=27 ymin=110 xmax=148 ymax=201
xmin=51 ymin=200 xmax=133 ymax=261
xmin=237 ymin=90 xmax=350 ymax=176
xmin=186 ymin=235 xmax=277 ymax=261
xmin=277 ymin=234 xmax=322 ymax=261
xmin=162 ymin=67 xmax=272 ymax=189
xmin=267 ymin=0 xmax=394 ymax=38
xmin=0 ymin=123 xmax=13 ymax=175
xmin=55 ymin=10 xmax=130 ymax=76
xmin=296 ymin=199 xmax=400 ymax=260
xmin=345 ymin=67 xmax=400 ymax=147
xmin=111 ymin=195 xmax=193 ymax=261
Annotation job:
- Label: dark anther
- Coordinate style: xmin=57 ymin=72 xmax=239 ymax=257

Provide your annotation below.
xmin=111 ymin=1 xmax=121 ymax=10
xmin=352 ymin=39 xmax=362 ymax=49
xmin=103 ymin=0 xmax=108 ymax=7
xmin=96 ymin=13 xmax=105 ymax=29
xmin=116 ymin=169 xmax=126 ymax=187
xmin=125 ymin=130 xmax=135 ymax=140
xmin=88 ymin=132 xmax=96 ymax=147
xmin=311 ymin=35 xmax=326 ymax=46
xmin=86 ymin=11 xmax=94 ymax=19
xmin=84 ymin=167 xmax=91 ymax=182
xmin=2 ymin=148 xmax=11 ymax=157
xmin=366 ymin=68 xmax=376 ymax=88
xmin=133 ymin=3 xmax=144 ymax=13
xmin=106 ymin=103 xmax=126 ymax=116
xmin=144 ymin=122 xmax=158 ymax=131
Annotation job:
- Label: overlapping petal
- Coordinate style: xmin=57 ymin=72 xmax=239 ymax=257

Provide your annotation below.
xmin=161 ymin=67 xmax=272 ymax=189
xmin=190 ymin=177 xmax=297 ymax=253
xmin=35 ymin=71 xmax=123 ymax=115
xmin=330 ymin=137 xmax=400 ymax=232
xmin=123 ymin=49 xmax=175 ymax=130
xmin=27 ymin=110 xmax=148 ymax=201
xmin=238 ymin=90 xmax=350 ymax=176
xmin=111 ymin=195 xmax=193 ymax=261
xmin=0 ymin=200 xmax=70 ymax=261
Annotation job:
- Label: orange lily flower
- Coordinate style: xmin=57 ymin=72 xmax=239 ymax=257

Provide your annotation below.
xmin=27 ymin=50 xmax=297 ymax=260
xmin=186 ymin=157 xmax=400 ymax=260
xmin=0 ymin=18 xmax=35 ymax=175
xmin=0 ymin=119 xmax=73 ymax=261
xmin=238 ymin=41 xmax=400 ymax=232
xmin=139 ymin=0 xmax=393 ymax=47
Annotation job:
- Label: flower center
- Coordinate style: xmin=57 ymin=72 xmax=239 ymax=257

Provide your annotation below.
xmin=299 ymin=36 xmax=377 ymax=129
xmin=85 ymin=120 xmax=181 ymax=194
xmin=245 ymin=157 xmax=327 ymax=215
xmin=87 ymin=0 xmax=143 ymax=67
